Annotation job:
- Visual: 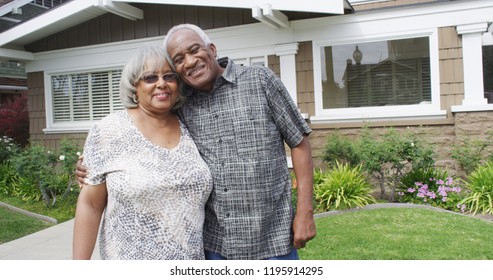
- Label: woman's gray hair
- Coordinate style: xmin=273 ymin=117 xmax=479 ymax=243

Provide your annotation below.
xmin=162 ymin=24 xmax=212 ymax=69
xmin=119 ymin=43 xmax=185 ymax=110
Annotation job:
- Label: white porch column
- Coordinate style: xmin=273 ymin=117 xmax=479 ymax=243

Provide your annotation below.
xmin=274 ymin=43 xmax=299 ymax=106
xmin=456 ymin=23 xmax=488 ymax=106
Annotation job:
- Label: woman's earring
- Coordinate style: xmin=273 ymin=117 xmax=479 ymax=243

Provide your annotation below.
xmin=132 ymin=94 xmax=139 ymax=103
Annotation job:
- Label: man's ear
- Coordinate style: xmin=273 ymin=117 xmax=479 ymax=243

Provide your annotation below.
xmin=208 ymin=43 xmax=218 ymax=58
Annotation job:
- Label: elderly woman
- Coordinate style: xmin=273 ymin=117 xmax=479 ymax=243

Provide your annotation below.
xmin=72 ymin=44 xmax=212 ymax=260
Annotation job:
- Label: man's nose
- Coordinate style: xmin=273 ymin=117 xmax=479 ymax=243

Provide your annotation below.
xmin=183 ymin=53 xmax=196 ymax=67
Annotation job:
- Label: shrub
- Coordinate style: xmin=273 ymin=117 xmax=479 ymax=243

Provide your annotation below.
xmin=0 ymin=95 xmax=29 ymax=147
xmin=451 ymin=132 xmax=493 ymax=175
xmin=322 ymin=132 xmax=360 ymax=167
xmin=314 ymin=162 xmax=376 ymax=212
xmin=323 ymin=126 xmax=436 ymax=201
xmin=7 ymin=138 xmax=82 ymax=207
xmin=0 ymin=136 xmax=19 ymax=164
xmin=397 ymin=168 xmax=467 ymax=212
xmin=460 ymin=161 xmax=493 ymax=215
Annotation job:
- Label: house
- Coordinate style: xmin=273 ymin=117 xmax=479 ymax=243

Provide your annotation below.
xmin=0 ymin=0 xmax=491 ymax=172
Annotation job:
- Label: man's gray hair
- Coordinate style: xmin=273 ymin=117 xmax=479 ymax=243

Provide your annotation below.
xmin=163 ymin=24 xmax=212 ymax=68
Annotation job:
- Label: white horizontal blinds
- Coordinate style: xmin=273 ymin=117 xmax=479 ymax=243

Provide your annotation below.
xmin=421 ymin=57 xmax=431 ymax=102
xmin=326 ymin=37 xmax=431 ymax=108
xmin=51 ymin=68 xmax=124 ymax=123
xmin=110 ymin=69 xmax=124 ymax=111
xmin=71 ymin=73 xmax=90 ymax=121
xmin=52 ymin=75 xmax=71 ymax=121
xmin=348 ymin=58 xmax=431 ymax=107
xmin=91 ymin=71 xmax=111 ymax=120
xmin=346 ymin=64 xmax=369 ymax=107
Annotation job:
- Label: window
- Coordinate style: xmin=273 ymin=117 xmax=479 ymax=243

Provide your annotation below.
xmin=313 ymin=32 xmax=443 ymax=123
xmin=233 ymin=56 xmax=266 ymax=67
xmin=321 ymin=37 xmax=431 ymax=109
xmin=483 ymin=45 xmax=493 ymax=103
xmin=51 ymin=69 xmax=123 ymax=123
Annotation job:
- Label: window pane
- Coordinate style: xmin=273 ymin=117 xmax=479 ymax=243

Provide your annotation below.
xmin=91 ymin=72 xmax=111 ymax=120
xmin=483 ymin=45 xmax=493 ymax=103
xmin=71 ymin=74 xmax=90 ymax=121
xmin=321 ymin=37 xmax=431 ymax=109
xmin=52 ymin=75 xmax=70 ymax=122
xmin=111 ymin=70 xmax=124 ymax=111
xmin=51 ymin=68 xmax=123 ymax=124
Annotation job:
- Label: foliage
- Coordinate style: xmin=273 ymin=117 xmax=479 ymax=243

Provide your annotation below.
xmin=0 ymin=95 xmax=29 ymax=147
xmin=314 ymin=162 xmax=376 ymax=211
xmin=451 ymin=132 xmax=493 ymax=175
xmin=0 ymin=136 xmax=20 ymax=165
xmin=6 ymin=138 xmax=81 ymax=207
xmin=460 ymin=161 xmax=493 ymax=215
xmin=396 ymin=168 xmax=467 ymax=212
xmin=322 ymin=132 xmax=359 ymax=167
xmin=322 ymin=126 xmax=436 ymax=201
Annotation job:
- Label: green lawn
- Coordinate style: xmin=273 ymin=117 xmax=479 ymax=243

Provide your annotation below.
xmin=0 ymin=206 xmax=53 ymax=244
xmin=299 ymin=207 xmax=493 ymax=260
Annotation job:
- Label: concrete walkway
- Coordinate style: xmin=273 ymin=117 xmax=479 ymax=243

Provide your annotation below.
xmin=0 ymin=219 xmax=100 ymax=260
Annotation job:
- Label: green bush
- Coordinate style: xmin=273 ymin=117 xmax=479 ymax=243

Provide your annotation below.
xmin=314 ymin=162 xmax=376 ymax=211
xmin=0 ymin=136 xmax=19 ymax=164
xmin=451 ymin=133 xmax=493 ymax=175
xmin=396 ymin=168 xmax=467 ymax=212
xmin=6 ymin=138 xmax=81 ymax=207
xmin=460 ymin=161 xmax=493 ymax=215
xmin=321 ymin=126 xmax=436 ymax=201
xmin=322 ymin=132 xmax=360 ymax=167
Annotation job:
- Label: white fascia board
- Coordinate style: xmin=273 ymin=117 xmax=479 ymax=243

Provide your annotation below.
xmin=112 ymin=0 xmax=346 ymax=14
xmin=0 ymin=0 xmax=99 ymax=47
xmin=0 ymin=48 xmax=33 ymax=61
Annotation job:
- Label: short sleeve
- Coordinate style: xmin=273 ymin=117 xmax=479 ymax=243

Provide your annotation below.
xmin=261 ymin=67 xmax=312 ymax=148
xmin=83 ymin=123 xmax=108 ymax=186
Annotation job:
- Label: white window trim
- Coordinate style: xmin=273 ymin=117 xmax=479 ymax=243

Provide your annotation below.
xmin=43 ymin=67 xmax=124 ymax=134
xmin=451 ymin=22 xmax=493 ymax=113
xmin=312 ymin=29 xmax=445 ymax=124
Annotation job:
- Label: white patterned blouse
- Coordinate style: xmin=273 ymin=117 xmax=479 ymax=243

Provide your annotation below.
xmin=83 ymin=110 xmax=212 ymax=260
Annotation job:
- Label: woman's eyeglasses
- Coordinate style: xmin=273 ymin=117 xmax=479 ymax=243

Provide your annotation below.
xmin=140 ymin=73 xmax=179 ymax=84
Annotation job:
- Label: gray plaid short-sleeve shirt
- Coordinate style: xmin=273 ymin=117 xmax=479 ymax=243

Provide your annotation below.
xmin=178 ymin=58 xmax=312 ymax=259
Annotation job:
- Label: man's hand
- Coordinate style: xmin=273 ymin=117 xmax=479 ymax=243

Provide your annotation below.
xmin=75 ymin=156 xmax=88 ymax=188
xmin=292 ymin=209 xmax=316 ymax=249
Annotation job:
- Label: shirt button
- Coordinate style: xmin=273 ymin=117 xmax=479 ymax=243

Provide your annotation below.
xmin=218 ymin=138 xmax=222 ymax=143
xmin=224 ymin=188 xmax=228 ymax=192
xmin=226 ymin=213 xmax=230 ymax=218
